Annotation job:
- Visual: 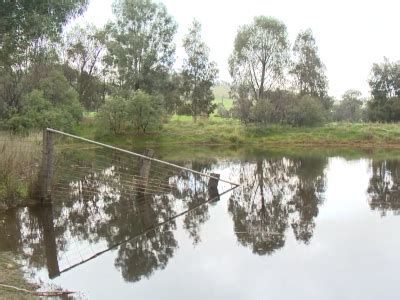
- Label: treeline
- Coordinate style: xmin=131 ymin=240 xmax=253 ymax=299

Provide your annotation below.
xmin=226 ymin=16 xmax=400 ymax=126
xmin=0 ymin=0 xmax=216 ymax=132
xmin=1 ymin=0 xmax=399 ymax=134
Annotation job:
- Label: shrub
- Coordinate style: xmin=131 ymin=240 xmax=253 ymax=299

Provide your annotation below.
xmin=367 ymin=97 xmax=400 ymax=122
xmin=287 ymin=95 xmax=326 ymax=126
xmin=231 ymin=97 xmax=253 ymax=124
xmin=96 ymin=96 xmax=127 ymax=134
xmin=126 ymin=90 xmax=165 ymax=133
xmin=333 ymin=90 xmax=365 ymax=122
xmin=216 ymin=103 xmax=231 ymax=118
xmin=7 ymin=89 xmax=83 ymax=132
xmin=96 ymin=90 xmax=166 ymax=134
xmin=5 ymin=70 xmax=83 ymax=132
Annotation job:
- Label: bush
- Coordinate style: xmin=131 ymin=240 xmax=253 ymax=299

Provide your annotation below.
xmin=96 ymin=90 xmax=166 ymax=134
xmin=231 ymin=97 xmax=253 ymax=124
xmin=126 ymin=90 xmax=165 ymax=133
xmin=367 ymin=97 xmax=400 ymax=122
xmin=333 ymin=90 xmax=365 ymax=122
xmin=286 ymin=95 xmax=326 ymax=126
xmin=4 ymin=70 xmax=83 ymax=132
xmin=216 ymin=103 xmax=231 ymax=118
xmin=96 ymin=96 xmax=127 ymax=134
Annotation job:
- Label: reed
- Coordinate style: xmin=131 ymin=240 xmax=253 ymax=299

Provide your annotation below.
xmin=0 ymin=132 xmax=41 ymax=208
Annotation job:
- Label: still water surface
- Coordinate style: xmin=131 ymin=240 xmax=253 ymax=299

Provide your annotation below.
xmin=1 ymin=149 xmax=400 ymax=299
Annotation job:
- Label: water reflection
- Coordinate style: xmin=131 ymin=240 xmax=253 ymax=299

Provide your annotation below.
xmin=2 ymin=153 xmax=400 ymax=292
xmin=368 ymin=159 xmax=400 ymax=216
xmin=229 ymin=156 xmax=327 ymax=255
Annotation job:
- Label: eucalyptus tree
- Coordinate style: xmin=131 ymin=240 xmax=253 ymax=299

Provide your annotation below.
xmin=291 ymin=29 xmax=328 ymax=98
xmin=0 ymin=0 xmax=89 ymax=69
xmin=105 ymin=0 xmax=177 ymax=94
xmin=369 ymin=57 xmax=400 ymax=100
xmin=181 ymin=20 xmax=218 ymax=120
xmin=368 ymin=58 xmax=400 ymax=121
xmin=0 ymin=0 xmax=89 ymax=117
xmin=229 ymin=16 xmax=290 ymax=102
xmin=60 ymin=24 xmax=107 ymax=110
xmin=333 ymin=89 xmax=364 ymax=122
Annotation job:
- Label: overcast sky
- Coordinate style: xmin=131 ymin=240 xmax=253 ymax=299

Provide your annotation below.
xmin=73 ymin=0 xmax=400 ymax=98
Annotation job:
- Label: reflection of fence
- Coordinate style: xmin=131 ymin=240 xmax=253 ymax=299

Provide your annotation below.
xmin=35 ymin=128 xmax=240 ymax=279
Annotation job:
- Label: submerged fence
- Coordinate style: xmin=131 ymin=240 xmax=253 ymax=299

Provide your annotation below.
xmin=35 ymin=128 xmax=240 ymax=278
xmin=39 ymin=128 xmax=240 ymax=203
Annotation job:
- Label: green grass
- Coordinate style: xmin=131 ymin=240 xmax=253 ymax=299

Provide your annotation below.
xmin=74 ymin=115 xmax=400 ymax=150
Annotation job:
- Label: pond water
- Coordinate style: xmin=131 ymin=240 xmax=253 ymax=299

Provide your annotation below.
xmin=1 ymin=148 xmax=400 ymax=299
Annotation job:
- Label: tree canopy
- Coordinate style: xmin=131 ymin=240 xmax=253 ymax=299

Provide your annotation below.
xmin=229 ymin=16 xmax=290 ymax=102
xmin=291 ymin=29 xmax=328 ymax=98
xmin=181 ymin=20 xmax=218 ymax=119
xmin=105 ymin=0 xmax=177 ymax=93
xmin=368 ymin=58 xmax=400 ymax=122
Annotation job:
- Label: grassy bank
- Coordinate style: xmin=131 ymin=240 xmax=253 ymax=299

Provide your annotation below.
xmin=0 ymin=133 xmax=41 ymax=208
xmin=75 ymin=115 xmax=400 ymax=149
xmin=0 ymin=253 xmax=38 ymax=299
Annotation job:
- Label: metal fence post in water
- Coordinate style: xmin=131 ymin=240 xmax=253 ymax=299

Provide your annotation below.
xmin=40 ymin=128 xmax=54 ymax=203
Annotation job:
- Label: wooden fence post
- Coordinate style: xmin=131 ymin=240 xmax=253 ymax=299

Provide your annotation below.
xmin=208 ymin=173 xmax=220 ymax=202
xmin=138 ymin=149 xmax=154 ymax=191
xmin=40 ymin=129 xmax=54 ymax=203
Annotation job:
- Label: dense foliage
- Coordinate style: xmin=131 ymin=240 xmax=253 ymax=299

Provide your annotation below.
xmin=96 ymin=90 xmax=164 ymax=134
xmin=367 ymin=58 xmax=400 ymax=122
xmin=181 ymin=20 xmax=218 ymax=120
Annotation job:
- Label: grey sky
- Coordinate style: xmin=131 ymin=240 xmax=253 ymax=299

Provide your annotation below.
xmin=74 ymin=0 xmax=400 ymax=98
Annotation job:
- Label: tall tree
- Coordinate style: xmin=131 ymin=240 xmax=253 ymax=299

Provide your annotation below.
xmin=229 ymin=16 xmax=290 ymax=102
xmin=369 ymin=57 xmax=400 ymax=100
xmin=333 ymin=89 xmax=364 ymax=122
xmin=0 ymin=0 xmax=88 ymax=116
xmin=181 ymin=20 xmax=218 ymax=120
xmin=368 ymin=58 xmax=400 ymax=121
xmin=60 ymin=23 xmax=107 ymax=110
xmin=105 ymin=0 xmax=177 ymax=93
xmin=291 ymin=29 xmax=328 ymax=98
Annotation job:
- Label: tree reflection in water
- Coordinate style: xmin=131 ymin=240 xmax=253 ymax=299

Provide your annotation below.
xmin=0 ymin=149 xmax=221 ymax=283
xmin=368 ymin=159 xmax=400 ymax=216
xmin=229 ymin=156 xmax=327 ymax=255
xmin=4 ymin=153 xmax=400 ymax=285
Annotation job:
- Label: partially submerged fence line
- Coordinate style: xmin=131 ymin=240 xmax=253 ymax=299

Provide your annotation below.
xmin=39 ymin=128 xmax=240 ymax=202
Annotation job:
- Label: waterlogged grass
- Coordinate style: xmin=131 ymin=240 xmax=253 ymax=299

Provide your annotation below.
xmin=0 ymin=133 xmax=41 ymax=208
xmin=74 ymin=115 xmax=400 ymax=149
xmin=0 ymin=252 xmax=38 ymax=299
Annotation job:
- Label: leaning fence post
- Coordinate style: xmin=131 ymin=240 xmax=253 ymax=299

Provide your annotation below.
xmin=208 ymin=173 xmax=220 ymax=202
xmin=138 ymin=149 xmax=154 ymax=192
xmin=40 ymin=128 xmax=54 ymax=203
